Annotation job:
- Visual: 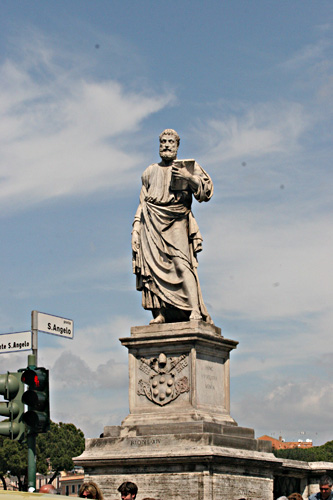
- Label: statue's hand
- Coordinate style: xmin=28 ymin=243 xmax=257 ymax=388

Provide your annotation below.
xmin=171 ymin=162 xmax=192 ymax=180
xmin=172 ymin=162 xmax=199 ymax=190
xmin=132 ymin=230 xmax=140 ymax=253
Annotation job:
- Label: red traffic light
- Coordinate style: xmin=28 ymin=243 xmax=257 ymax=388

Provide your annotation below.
xmin=21 ymin=367 xmax=50 ymax=434
xmin=21 ymin=369 xmax=47 ymax=390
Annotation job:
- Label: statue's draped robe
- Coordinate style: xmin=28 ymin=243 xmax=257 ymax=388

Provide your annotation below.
xmin=133 ymin=161 xmax=213 ymax=321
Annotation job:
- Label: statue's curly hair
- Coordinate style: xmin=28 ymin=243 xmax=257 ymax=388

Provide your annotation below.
xmin=159 ymin=129 xmax=180 ymax=146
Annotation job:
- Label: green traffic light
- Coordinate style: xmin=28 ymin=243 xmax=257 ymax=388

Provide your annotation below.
xmin=0 ymin=373 xmax=20 ymax=399
xmin=0 ymin=372 xmax=25 ymax=441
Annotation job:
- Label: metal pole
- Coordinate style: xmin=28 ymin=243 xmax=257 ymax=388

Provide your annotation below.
xmin=27 ymin=432 xmax=36 ymax=491
xmin=27 ymin=354 xmax=37 ymax=492
xmin=31 ymin=311 xmax=38 ymax=366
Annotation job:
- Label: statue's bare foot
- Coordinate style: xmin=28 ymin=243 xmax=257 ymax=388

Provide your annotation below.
xmin=205 ymin=314 xmax=214 ymax=325
xmin=150 ymin=313 xmax=165 ymax=324
xmin=189 ymin=310 xmax=202 ymax=321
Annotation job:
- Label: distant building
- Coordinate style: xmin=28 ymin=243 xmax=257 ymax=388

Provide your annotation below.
xmin=36 ymin=473 xmax=61 ymax=493
xmin=0 ymin=470 xmax=84 ymax=494
xmin=60 ymin=472 xmax=85 ymax=497
xmin=259 ymin=435 xmax=313 ymax=450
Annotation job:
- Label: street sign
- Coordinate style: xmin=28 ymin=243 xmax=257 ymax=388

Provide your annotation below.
xmin=36 ymin=312 xmax=74 ymax=339
xmin=0 ymin=331 xmax=32 ymax=354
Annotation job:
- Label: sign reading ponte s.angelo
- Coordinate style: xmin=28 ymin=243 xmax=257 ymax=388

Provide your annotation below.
xmin=0 ymin=331 xmax=31 ymax=354
xmin=37 ymin=312 xmax=74 ymax=339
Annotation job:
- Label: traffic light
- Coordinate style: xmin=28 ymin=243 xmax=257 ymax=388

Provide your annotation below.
xmin=21 ymin=367 xmax=50 ymax=434
xmin=0 ymin=372 xmax=25 ymax=441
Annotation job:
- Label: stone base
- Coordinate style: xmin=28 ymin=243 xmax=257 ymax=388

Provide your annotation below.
xmin=75 ymin=421 xmax=279 ymax=500
xmin=74 ymin=322 xmax=280 ymax=499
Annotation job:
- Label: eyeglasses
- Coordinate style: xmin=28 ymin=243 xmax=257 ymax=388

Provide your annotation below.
xmin=320 ymin=487 xmax=331 ymax=491
xmin=80 ymin=494 xmax=94 ymax=499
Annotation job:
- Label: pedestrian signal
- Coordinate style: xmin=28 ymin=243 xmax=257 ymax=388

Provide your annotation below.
xmin=21 ymin=368 xmax=50 ymax=433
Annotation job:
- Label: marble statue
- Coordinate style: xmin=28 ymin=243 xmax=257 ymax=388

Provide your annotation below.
xmin=132 ymin=129 xmax=213 ymax=325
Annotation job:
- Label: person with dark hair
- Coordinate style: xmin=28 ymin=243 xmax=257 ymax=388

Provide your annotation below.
xmin=78 ymin=481 xmax=104 ymax=500
xmin=117 ymin=481 xmax=138 ymax=500
xmin=309 ymin=475 xmax=333 ymax=500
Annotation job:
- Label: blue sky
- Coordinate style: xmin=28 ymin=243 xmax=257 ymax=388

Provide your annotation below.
xmin=0 ymin=0 xmax=333 ymax=446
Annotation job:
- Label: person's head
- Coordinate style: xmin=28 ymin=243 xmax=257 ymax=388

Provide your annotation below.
xmin=319 ymin=475 xmax=333 ymax=500
xmin=39 ymin=484 xmax=57 ymax=494
xmin=79 ymin=481 xmax=104 ymax=500
xmin=288 ymin=493 xmax=303 ymax=500
xmin=117 ymin=481 xmax=138 ymax=500
xmin=159 ymin=129 xmax=180 ymax=162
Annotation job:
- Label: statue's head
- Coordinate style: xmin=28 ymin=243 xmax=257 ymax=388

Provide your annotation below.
xmin=159 ymin=129 xmax=180 ymax=162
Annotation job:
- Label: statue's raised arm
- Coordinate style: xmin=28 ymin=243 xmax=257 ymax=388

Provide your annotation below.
xmin=132 ymin=129 xmax=213 ymax=325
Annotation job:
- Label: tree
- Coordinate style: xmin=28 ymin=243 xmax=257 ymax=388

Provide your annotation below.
xmin=274 ymin=440 xmax=333 ymax=462
xmin=0 ymin=435 xmax=29 ymax=491
xmin=37 ymin=421 xmax=85 ymax=483
xmin=0 ymin=435 xmax=10 ymax=490
xmin=0 ymin=421 xmax=85 ymax=490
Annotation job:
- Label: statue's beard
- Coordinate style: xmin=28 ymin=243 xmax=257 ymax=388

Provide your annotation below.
xmin=160 ymin=149 xmax=177 ymax=161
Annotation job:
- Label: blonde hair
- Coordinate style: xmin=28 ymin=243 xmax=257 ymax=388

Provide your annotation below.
xmin=78 ymin=481 xmax=104 ymax=500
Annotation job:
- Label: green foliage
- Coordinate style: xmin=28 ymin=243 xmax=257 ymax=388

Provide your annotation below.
xmin=37 ymin=421 xmax=85 ymax=474
xmin=0 ymin=434 xmax=28 ymax=490
xmin=274 ymin=440 xmax=333 ymax=462
xmin=0 ymin=420 xmax=85 ymax=490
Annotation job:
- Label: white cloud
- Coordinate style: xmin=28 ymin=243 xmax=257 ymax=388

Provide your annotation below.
xmin=233 ymin=376 xmax=333 ymax=445
xmin=43 ymin=317 xmax=132 ymax=437
xmin=51 ymin=351 xmax=128 ymax=391
xmin=202 ymin=207 xmax=333 ymax=322
xmin=281 ymin=39 xmax=330 ymax=70
xmin=39 ymin=316 xmax=131 ymax=369
xmin=198 ymin=101 xmax=309 ymax=166
xmin=0 ymin=37 xmax=174 ymax=213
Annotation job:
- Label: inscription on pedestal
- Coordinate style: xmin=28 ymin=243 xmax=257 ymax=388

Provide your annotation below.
xmin=197 ymin=354 xmax=224 ymax=407
xmin=130 ymin=438 xmax=161 ymax=447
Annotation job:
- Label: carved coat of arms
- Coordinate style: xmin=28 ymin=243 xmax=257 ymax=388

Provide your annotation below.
xmin=137 ymin=352 xmax=189 ymax=406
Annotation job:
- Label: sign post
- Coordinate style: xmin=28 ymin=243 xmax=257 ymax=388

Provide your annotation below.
xmin=31 ymin=311 xmax=38 ymax=365
xmin=26 ymin=354 xmax=37 ymax=492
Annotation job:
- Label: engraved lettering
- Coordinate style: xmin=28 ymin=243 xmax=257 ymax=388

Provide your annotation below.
xmin=139 ymin=361 xmax=151 ymax=375
xmin=130 ymin=438 xmax=161 ymax=447
xmin=175 ymin=359 xmax=188 ymax=373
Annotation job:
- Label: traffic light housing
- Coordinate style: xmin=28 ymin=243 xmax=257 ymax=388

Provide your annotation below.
xmin=0 ymin=372 xmax=25 ymax=441
xmin=21 ymin=367 xmax=50 ymax=434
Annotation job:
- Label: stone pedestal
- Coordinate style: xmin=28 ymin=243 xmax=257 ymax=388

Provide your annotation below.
xmin=75 ymin=322 xmax=280 ymax=500
xmin=122 ymin=321 xmax=237 ymax=427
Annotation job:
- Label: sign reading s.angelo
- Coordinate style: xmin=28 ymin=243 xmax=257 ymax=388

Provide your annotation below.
xmin=37 ymin=312 xmax=74 ymax=339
